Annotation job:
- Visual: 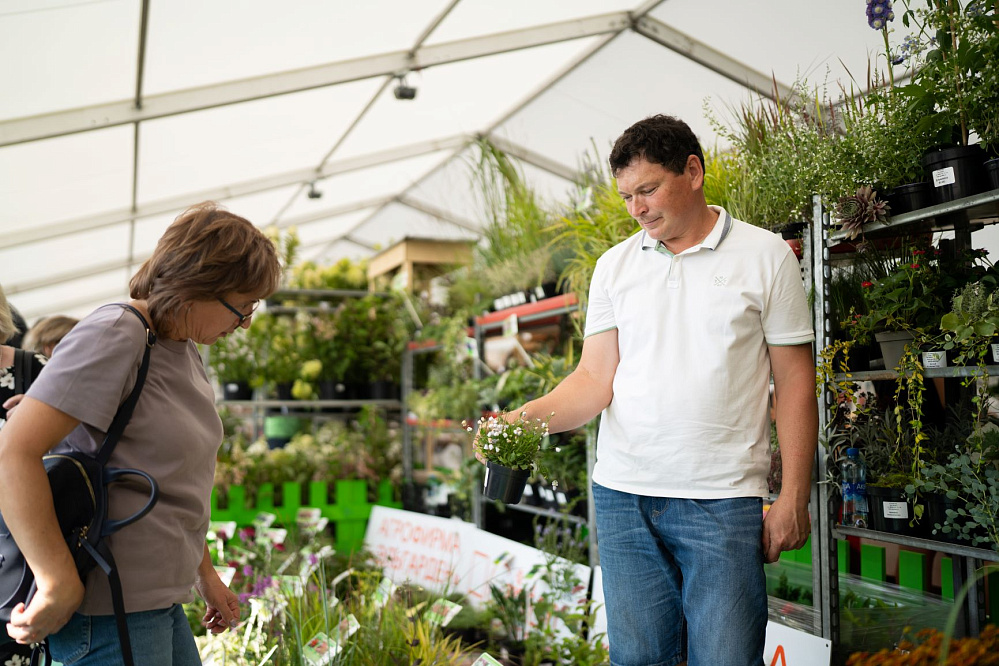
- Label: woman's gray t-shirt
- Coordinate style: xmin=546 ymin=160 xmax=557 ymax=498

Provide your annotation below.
xmin=27 ymin=304 xmax=223 ymax=615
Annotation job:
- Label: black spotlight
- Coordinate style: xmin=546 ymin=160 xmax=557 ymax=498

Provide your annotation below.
xmin=307 ymin=181 xmax=322 ymax=199
xmin=393 ymin=74 xmax=417 ymax=100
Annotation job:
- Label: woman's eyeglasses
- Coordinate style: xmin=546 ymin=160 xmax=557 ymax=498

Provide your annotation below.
xmin=217 ymin=297 xmax=259 ymax=326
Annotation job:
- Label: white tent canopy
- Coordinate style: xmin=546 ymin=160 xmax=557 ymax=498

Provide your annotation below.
xmin=1 ymin=0 xmax=896 ymax=322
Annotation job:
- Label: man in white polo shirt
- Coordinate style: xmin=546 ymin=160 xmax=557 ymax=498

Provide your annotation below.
xmin=505 ymin=115 xmax=817 ymax=665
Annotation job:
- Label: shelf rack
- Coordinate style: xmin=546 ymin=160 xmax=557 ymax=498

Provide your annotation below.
xmin=401 ymin=293 xmax=597 ymax=563
xmin=812 ymin=188 xmax=999 ymax=647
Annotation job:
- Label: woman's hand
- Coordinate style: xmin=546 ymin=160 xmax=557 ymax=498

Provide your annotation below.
xmin=2 ymin=393 xmax=25 ymax=419
xmin=194 ymin=570 xmax=240 ymax=634
xmin=5 ymin=571 xmax=84 ymax=644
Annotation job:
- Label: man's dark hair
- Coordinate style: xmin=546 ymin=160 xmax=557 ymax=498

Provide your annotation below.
xmin=609 ymin=114 xmax=705 ymax=177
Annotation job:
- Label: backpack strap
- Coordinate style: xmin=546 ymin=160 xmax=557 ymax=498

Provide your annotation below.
xmin=12 ymin=348 xmax=34 ymax=396
xmin=95 ymin=305 xmax=156 ymax=467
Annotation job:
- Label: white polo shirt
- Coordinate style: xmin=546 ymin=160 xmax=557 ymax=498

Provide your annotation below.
xmin=584 ymin=207 xmax=813 ymax=499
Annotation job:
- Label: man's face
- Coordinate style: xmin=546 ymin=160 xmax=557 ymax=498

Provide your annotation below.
xmin=615 ymin=156 xmax=699 ymax=244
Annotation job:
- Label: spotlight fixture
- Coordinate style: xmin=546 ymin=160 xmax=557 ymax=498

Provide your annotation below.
xmin=393 ymin=73 xmax=417 ymax=101
xmin=307 ymin=181 xmax=322 ymax=199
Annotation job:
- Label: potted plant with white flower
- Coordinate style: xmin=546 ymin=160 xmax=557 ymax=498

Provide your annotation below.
xmin=469 ymin=411 xmax=554 ymax=504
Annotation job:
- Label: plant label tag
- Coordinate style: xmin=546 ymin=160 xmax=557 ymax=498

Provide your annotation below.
xmin=209 ymin=520 xmax=237 ymax=540
xmin=372 ymin=577 xmax=397 ymax=607
xmin=296 ymin=507 xmax=323 ymax=528
xmin=882 ymin=501 xmax=909 ymax=519
xmin=263 ymin=528 xmax=287 ymax=546
xmin=425 ymin=598 xmax=462 ymax=627
xmin=502 ymin=314 xmax=519 ymax=337
xmin=253 ymin=512 xmax=277 ymax=529
xmin=214 ymin=566 xmax=236 ymax=587
xmin=276 ymin=575 xmax=304 ymax=597
xmin=922 ymin=351 xmax=947 ymax=368
xmin=932 ymin=166 xmax=956 ymax=187
xmin=302 ymin=632 xmax=340 ymax=665
xmin=472 ymin=654 xmax=503 ymax=665
xmin=331 ymin=614 xmax=360 ymax=644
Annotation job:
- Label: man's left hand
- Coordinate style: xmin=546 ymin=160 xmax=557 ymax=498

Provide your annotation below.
xmin=761 ymin=495 xmax=810 ymax=563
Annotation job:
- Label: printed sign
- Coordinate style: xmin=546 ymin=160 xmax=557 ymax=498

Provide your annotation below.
xmin=764 ymin=622 xmax=831 ymax=665
xmin=297 ymin=507 xmax=323 ymax=528
xmin=502 ymin=313 xmax=519 ymax=338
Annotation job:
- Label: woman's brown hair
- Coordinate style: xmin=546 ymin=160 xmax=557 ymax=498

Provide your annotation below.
xmin=130 ymin=202 xmax=282 ymax=335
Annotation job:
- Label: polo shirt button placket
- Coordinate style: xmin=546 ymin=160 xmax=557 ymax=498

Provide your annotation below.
xmin=667 ymin=256 xmax=681 ymax=289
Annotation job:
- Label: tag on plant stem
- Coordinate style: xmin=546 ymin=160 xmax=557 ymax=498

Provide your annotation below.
xmin=331 ymin=613 xmax=360 ymax=644
xmin=472 ymin=654 xmax=503 ymax=666
xmin=424 ymin=598 xmax=462 ymax=627
xmin=302 ymin=631 xmax=340 ymax=666
xmin=296 ymin=507 xmax=323 ymax=528
xmin=276 ymin=574 xmax=304 ymax=597
xmin=209 ymin=520 xmax=238 ymax=540
xmin=253 ymin=512 xmax=277 ymax=529
xmin=214 ymin=566 xmax=236 ymax=587
xmin=372 ymin=576 xmax=397 ymax=607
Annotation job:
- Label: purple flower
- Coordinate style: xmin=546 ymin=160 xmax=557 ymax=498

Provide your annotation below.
xmin=242 ymin=565 xmax=253 ymax=576
xmin=866 ymin=0 xmax=895 ymax=29
xmin=238 ymin=593 xmax=251 ymax=604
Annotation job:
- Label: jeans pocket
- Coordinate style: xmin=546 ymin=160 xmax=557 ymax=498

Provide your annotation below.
xmin=48 ymin=612 xmax=91 ymax=665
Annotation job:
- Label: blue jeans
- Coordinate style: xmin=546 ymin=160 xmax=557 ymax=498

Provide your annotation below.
xmin=593 ymin=483 xmax=766 ymax=666
xmin=48 ymin=604 xmax=200 ymax=666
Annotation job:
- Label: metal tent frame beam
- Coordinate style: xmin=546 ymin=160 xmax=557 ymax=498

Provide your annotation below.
xmin=0 ymin=12 xmax=632 ymax=147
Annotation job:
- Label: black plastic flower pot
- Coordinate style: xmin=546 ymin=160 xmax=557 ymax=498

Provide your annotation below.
xmin=986 ymin=157 xmax=999 ymax=191
xmin=222 ymin=380 xmax=253 ymax=401
xmin=867 ymin=486 xmax=928 ymax=537
xmin=921 ymin=144 xmax=987 ymax=205
xmin=482 ymin=461 xmax=531 ymax=504
xmin=885 ymin=181 xmax=931 ymax=216
xmin=924 ymin=492 xmax=962 ymax=544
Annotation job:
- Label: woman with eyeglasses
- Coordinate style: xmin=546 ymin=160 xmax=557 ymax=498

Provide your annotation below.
xmin=0 ymin=202 xmax=281 ymax=665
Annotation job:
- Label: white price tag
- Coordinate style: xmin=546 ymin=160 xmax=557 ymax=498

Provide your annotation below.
xmin=882 ymin=501 xmax=909 ymax=519
xmin=502 ymin=313 xmax=519 ymax=338
xmin=932 ymin=166 xmax=956 ymax=187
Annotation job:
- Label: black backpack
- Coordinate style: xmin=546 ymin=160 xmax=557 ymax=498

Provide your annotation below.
xmin=0 ymin=305 xmax=160 ymax=666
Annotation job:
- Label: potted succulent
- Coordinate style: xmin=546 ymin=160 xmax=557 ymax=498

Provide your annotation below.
xmin=833 ymin=185 xmax=892 ymax=240
xmin=469 ymin=411 xmax=553 ymax=504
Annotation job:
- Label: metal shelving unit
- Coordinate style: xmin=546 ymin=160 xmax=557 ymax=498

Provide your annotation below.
xmin=400 ymin=293 xmax=599 ymax=565
xmin=812 ymin=188 xmax=999 ymax=647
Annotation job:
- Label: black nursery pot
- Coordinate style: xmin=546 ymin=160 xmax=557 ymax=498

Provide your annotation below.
xmin=924 ymin=492 xmax=962 ymax=544
xmin=482 ymin=461 xmax=531 ymax=504
xmin=222 ymin=380 xmax=253 ymax=401
xmin=986 ymin=158 xmax=999 ymax=191
xmin=885 ymin=182 xmax=931 ymax=216
xmin=922 ymin=145 xmax=987 ymax=205
xmin=867 ymin=486 xmax=928 ymax=538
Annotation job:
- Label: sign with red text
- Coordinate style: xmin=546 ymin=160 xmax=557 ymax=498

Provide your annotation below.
xmin=364 ymin=506 xmax=589 ymax=623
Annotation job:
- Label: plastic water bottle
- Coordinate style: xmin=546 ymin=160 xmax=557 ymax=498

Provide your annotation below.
xmin=840 ymin=447 xmax=868 ymax=528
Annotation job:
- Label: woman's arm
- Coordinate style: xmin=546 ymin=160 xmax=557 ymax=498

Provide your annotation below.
xmin=0 ymin=396 xmax=85 ymax=643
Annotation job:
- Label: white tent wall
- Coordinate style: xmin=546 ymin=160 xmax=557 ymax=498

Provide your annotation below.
xmin=0 ymin=1 xmax=915 ymax=321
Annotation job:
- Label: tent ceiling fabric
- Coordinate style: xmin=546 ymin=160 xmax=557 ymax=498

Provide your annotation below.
xmin=0 ymin=0 xmax=890 ymax=321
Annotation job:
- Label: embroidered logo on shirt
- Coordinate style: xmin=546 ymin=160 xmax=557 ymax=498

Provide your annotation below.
xmin=713 ymin=275 xmax=729 ymax=286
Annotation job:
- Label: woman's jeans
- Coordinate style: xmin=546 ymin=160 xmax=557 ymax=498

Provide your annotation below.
xmin=593 ymin=483 xmax=767 ymax=666
xmin=48 ymin=604 xmax=200 ymax=666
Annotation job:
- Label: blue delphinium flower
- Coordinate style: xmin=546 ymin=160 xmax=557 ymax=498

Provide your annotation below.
xmin=866 ymin=0 xmax=896 ymax=30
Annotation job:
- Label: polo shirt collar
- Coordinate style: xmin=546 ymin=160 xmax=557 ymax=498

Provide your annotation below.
xmin=640 ymin=206 xmax=733 ymax=254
